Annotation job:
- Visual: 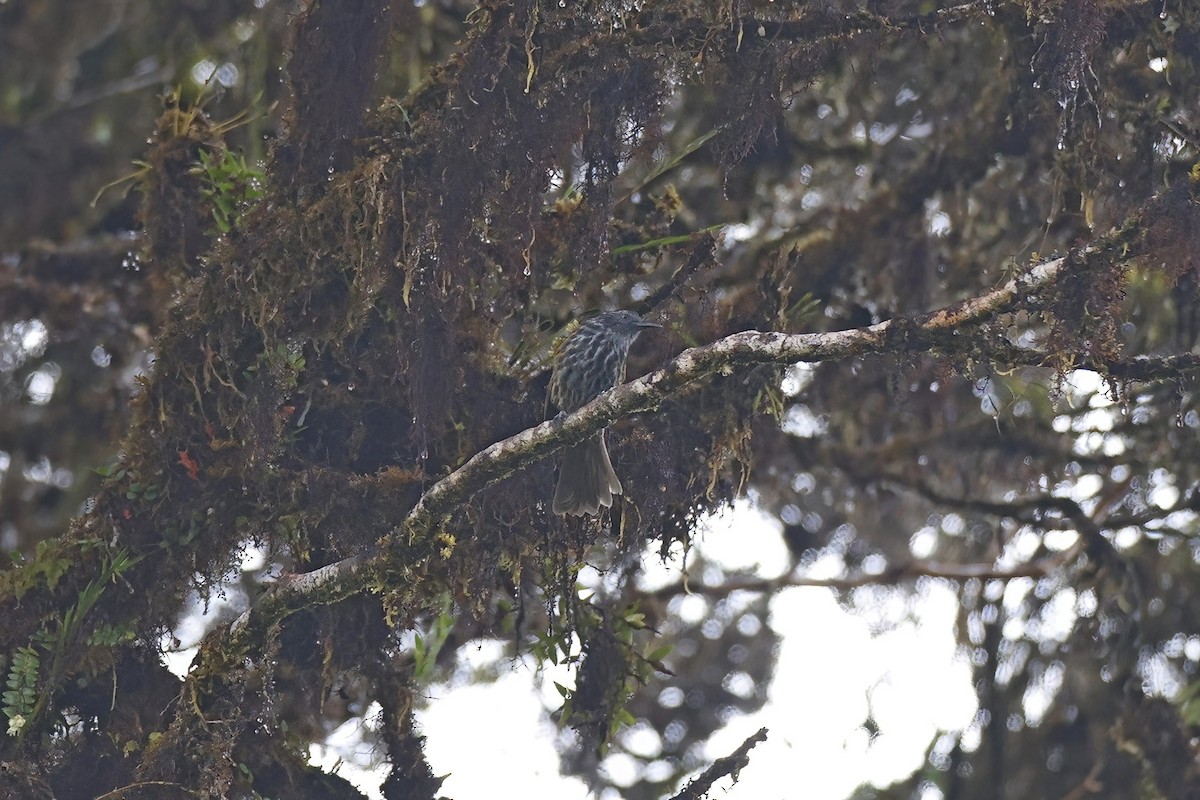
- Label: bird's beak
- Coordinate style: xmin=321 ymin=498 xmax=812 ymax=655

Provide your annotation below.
xmin=638 ymin=321 xmax=662 ymax=329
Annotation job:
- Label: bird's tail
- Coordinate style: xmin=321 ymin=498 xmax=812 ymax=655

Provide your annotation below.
xmin=553 ymin=432 xmax=622 ymax=516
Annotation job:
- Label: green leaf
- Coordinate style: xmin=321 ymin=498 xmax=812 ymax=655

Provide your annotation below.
xmin=646 ymin=644 xmax=673 ymax=663
xmin=611 ymin=223 xmax=727 ymax=255
xmin=4 ymin=646 xmax=40 ymax=727
xmin=631 ymin=125 xmax=724 ymax=193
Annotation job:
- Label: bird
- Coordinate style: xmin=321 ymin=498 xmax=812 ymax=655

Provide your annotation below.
xmin=548 ymin=310 xmax=660 ymax=516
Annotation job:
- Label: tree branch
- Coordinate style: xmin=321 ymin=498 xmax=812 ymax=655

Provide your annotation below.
xmin=987 ymin=341 xmax=1200 ymax=381
xmin=394 ymin=257 xmax=1068 ymax=539
xmin=229 ymin=201 xmax=1153 ymax=641
xmin=668 ymin=727 xmax=768 ymax=800
xmin=646 ymin=552 xmax=1076 ymax=603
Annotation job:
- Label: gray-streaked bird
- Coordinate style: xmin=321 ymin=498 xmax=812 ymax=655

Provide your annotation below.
xmin=549 ymin=310 xmax=660 ymax=516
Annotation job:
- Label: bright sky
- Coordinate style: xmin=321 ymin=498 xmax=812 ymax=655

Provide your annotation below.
xmin=294 ymin=502 xmax=981 ymax=799
xmin=158 ymin=502 xmax=983 ymax=800
xmin=167 ymin=369 xmax=1144 ymax=799
xmin=167 ymin=370 xmax=1142 ymax=799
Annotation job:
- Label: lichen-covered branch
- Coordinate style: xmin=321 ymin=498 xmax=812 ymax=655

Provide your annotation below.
xmin=226 ymin=189 xmax=1169 ymax=637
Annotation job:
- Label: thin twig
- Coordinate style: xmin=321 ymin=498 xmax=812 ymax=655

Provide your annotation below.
xmin=647 ymin=552 xmax=1075 ymax=602
xmin=669 ymin=727 xmax=769 ymax=800
xmin=94 ymin=781 xmax=198 ymax=800
xmin=988 ymin=341 xmax=1200 ymax=381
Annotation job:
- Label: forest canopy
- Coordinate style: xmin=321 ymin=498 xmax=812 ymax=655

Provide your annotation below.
xmin=2 ymin=0 xmax=1200 ymax=798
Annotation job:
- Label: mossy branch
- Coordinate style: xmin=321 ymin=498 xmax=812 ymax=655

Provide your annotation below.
xmin=390 ymin=251 xmax=1090 ymax=543
xmin=225 ymin=196 xmax=1169 ymax=639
